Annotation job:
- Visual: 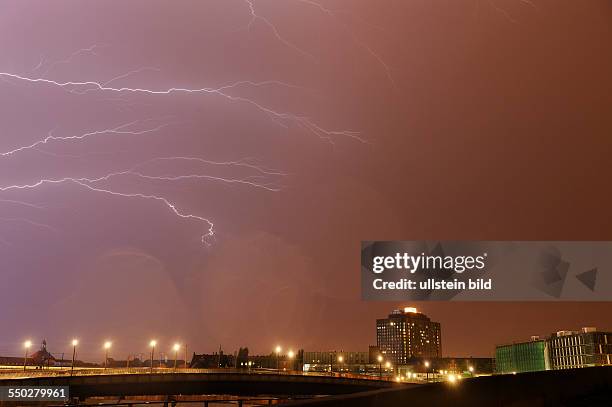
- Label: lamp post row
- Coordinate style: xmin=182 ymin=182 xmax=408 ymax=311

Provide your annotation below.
xmin=21 ymin=339 xmax=184 ymax=373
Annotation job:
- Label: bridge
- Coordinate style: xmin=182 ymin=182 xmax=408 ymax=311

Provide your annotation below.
xmin=0 ymin=369 xmax=405 ymax=401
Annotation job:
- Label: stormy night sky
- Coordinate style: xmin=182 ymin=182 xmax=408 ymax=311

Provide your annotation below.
xmin=1 ymin=0 xmax=611 ymax=362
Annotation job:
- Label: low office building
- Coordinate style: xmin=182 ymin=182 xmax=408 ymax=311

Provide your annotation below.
xmin=302 ymin=351 xmax=369 ymax=373
xmin=495 ymin=328 xmax=612 ymax=374
xmin=548 ymin=328 xmax=612 ymax=369
xmin=302 ymin=351 xmax=369 ymax=365
xmin=495 ymin=336 xmax=550 ymax=374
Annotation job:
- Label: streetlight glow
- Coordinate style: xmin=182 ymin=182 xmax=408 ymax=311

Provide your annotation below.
xmin=468 ymin=366 xmax=474 ymax=373
xmin=288 ymin=350 xmax=295 ymax=359
xmin=337 ymin=355 xmax=343 ymax=363
xmin=377 ymin=355 xmax=383 ymax=362
xmin=149 ymin=340 xmax=157 ymax=373
xmin=424 ymin=360 xmax=430 ymax=368
xmin=103 ymin=341 xmax=112 ymax=369
xmin=385 ymin=361 xmax=391 ymax=368
xmin=23 ymin=340 xmax=32 ymax=371
xmin=173 ymin=343 xmax=181 ymax=352
xmin=70 ymin=339 xmax=78 ymax=375
xmin=274 ymin=345 xmax=282 ymax=371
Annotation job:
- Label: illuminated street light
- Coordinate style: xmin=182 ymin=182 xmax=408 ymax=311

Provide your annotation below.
xmin=149 ymin=340 xmax=157 ymax=373
xmin=385 ymin=361 xmax=391 ymax=369
xmin=468 ymin=366 xmax=474 ymax=373
xmin=377 ymin=355 xmax=383 ymax=378
xmin=275 ymin=346 xmax=282 ymax=371
xmin=448 ymin=374 xmax=457 ymax=383
xmin=424 ymin=360 xmax=431 ymax=382
xmin=103 ymin=341 xmax=112 ymax=369
xmin=287 ymin=350 xmax=295 ymax=371
xmin=337 ymin=355 xmax=344 ymax=374
xmin=173 ymin=343 xmax=181 ymax=369
xmin=23 ymin=340 xmax=32 ymax=371
xmin=70 ymin=339 xmax=79 ymax=375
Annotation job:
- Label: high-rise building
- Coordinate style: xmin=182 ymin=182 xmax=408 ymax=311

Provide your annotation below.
xmin=548 ymin=328 xmax=612 ymax=369
xmin=495 ymin=336 xmax=550 ymax=374
xmin=376 ymin=307 xmax=442 ymax=365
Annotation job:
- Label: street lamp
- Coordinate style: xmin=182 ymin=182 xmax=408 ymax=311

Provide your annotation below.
xmin=149 ymin=340 xmax=157 ymax=373
xmin=424 ymin=360 xmax=430 ymax=382
xmin=173 ymin=343 xmax=181 ymax=370
xmin=275 ymin=346 xmax=282 ymax=371
xmin=337 ymin=355 xmax=343 ymax=374
xmin=71 ymin=339 xmax=79 ymax=375
xmin=103 ymin=341 xmax=112 ymax=370
xmin=377 ymin=355 xmax=383 ymax=378
xmin=468 ymin=365 xmax=474 ymax=374
xmin=23 ymin=340 xmax=32 ymax=371
xmin=288 ymin=350 xmax=295 ymax=371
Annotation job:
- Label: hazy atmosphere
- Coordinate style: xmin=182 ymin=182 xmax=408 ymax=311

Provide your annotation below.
xmin=1 ymin=0 xmax=611 ymax=362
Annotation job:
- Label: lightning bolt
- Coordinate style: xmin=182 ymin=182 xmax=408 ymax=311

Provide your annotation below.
xmin=1 ymin=2 xmax=367 ymax=247
xmin=0 ymin=72 xmax=362 ymax=143
xmin=243 ymin=0 xmax=316 ymax=60
xmin=0 ymin=199 xmax=44 ymax=210
xmin=294 ymin=0 xmax=395 ymax=85
xmin=0 ymin=150 xmax=285 ymax=244
xmin=39 ymin=44 xmax=107 ymax=77
xmin=0 ymin=218 xmax=58 ymax=233
xmin=1 ymin=120 xmax=170 ymax=158
xmin=0 ymin=176 xmax=217 ymax=244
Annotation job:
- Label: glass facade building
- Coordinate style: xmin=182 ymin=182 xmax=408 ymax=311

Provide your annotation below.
xmin=548 ymin=328 xmax=612 ymax=369
xmin=495 ymin=328 xmax=612 ymax=374
xmin=495 ymin=338 xmax=550 ymax=374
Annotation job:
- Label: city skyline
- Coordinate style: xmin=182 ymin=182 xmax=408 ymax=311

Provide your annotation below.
xmin=3 ymin=303 xmax=611 ymax=362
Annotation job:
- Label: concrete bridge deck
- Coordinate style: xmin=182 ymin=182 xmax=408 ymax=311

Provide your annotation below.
xmin=0 ymin=370 xmax=406 ymax=399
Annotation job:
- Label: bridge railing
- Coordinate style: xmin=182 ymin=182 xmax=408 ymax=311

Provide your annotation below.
xmin=0 ymin=367 xmax=393 ymax=382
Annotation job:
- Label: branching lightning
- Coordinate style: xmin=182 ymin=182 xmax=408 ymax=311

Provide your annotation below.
xmin=0 ymin=1 xmax=377 ymax=247
xmin=294 ymin=0 xmax=395 ymax=86
xmin=0 ymin=72 xmax=362 ymax=143
xmin=243 ymin=0 xmax=316 ymax=60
